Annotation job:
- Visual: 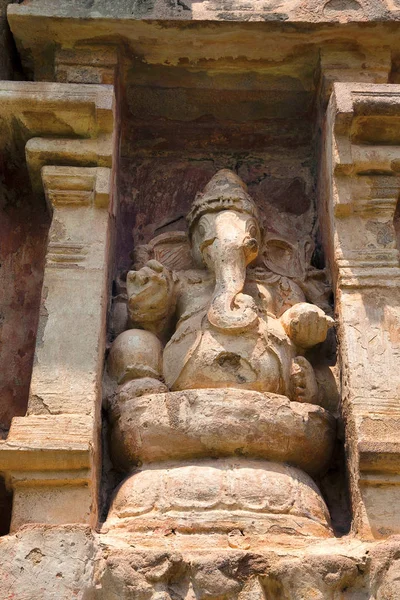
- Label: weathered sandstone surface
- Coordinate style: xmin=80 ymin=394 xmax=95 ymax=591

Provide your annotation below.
xmin=2 ymin=1 xmax=400 ymax=598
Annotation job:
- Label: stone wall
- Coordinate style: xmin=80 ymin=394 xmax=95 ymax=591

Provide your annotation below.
xmin=2 ymin=2 xmax=400 ymax=598
xmin=0 ymin=0 xmax=27 ymax=537
xmin=0 ymin=1 xmax=37 ymax=437
xmin=0 ymin=170 xmax=49 ymax=434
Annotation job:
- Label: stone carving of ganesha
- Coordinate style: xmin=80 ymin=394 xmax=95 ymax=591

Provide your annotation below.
xmin=105 ymin=169 xmax=337 ymax=540
xmin=108 ymin=169 xmax=334 ymax=402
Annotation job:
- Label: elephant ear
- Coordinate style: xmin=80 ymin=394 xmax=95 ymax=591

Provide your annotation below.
xmin=261 ymin=236 xmax=306 ymax=279
xmin=133 ymin=231 xmax=196 ymax=271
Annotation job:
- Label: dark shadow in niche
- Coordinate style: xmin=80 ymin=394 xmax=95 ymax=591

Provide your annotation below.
xmin=309 ymin=348 xmax=353 ymax=537
xmin=318 ymin=437 xmax=353 ymax=536
xmin=0 ymin=157 xmax=50 ymax=432
xmin=0 ymin=476 xmax=12 ymax=536
xmin=305 ymin=253 xmax=353 ymax=538
xmin=98 ymin=408 xmax=125 ymax=525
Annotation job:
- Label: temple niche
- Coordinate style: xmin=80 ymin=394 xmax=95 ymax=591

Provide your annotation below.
xmin=4 ymin=2 xmax=400 ymax=599
xmin=105 ymin=168 xmax=338 ymax=540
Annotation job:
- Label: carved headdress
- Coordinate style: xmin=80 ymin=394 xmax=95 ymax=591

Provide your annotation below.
xmin=187 ymin=169 xmax=259 ymax=232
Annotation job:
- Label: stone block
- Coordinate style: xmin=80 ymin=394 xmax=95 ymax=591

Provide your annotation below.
xmin=0 ymin=526 xmax=95 ymax=600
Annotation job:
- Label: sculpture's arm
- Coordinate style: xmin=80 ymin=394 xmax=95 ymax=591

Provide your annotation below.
xmin=279 ymin=302 xmax=334 ymax=351
xmin=127 ymin=259 xmax=178 ymax=339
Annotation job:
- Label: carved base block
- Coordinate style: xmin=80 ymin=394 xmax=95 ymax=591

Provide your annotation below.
xmin=11 ymin=482 xmax=91 ymax=532
xmin=106 ymin=459 xmax=333 ymax=538
xmin=110 ymin=389 xmax=336 ymax=476
xmin=5 ymin=525 xmax=400 ymax=599
xmin=0 ymin=415 xmax=95 ymax=530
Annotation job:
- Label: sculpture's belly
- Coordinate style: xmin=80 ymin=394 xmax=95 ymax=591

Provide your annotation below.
xmin=163 ymin=318 xmax=290 ymax=393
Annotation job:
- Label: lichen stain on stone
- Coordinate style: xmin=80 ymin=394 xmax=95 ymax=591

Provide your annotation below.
xmin=25 ymin=548 xmax=45 ymax=564
xmin=50 ymin=217 xmax=67 ymax=242
xmin=28 ymin=394 xmax=51 ymax=415
xmin=18 ymin=111 xmax=76 ymax=138
xmin=383 ymin=305 xmax=400 ymax=346
xmin=35 ymin=286 xmax=50 ymax=352
xmin=324 ymin=0 xmax=363 ymax=12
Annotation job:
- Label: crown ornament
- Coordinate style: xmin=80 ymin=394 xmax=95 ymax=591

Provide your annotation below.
xmin=187 ymin=169 xmax=259 ymax=232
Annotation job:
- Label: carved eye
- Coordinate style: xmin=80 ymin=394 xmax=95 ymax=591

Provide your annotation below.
xmin=247 ymin=221 xmax=258 ymax=239
xmin=198 ymin=222 xmax=206 ymax=237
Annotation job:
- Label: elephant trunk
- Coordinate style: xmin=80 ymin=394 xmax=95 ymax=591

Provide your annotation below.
xmin=205 ymin=233 xmax=259 ymax=332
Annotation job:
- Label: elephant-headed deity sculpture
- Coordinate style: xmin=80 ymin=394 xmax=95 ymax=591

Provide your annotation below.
xmin=109 ymin=169 xmax=333 ymax=402
xmin=105 ymin=169 xmax=337 ymax=540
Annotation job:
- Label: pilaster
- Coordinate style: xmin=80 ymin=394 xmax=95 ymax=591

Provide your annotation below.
xmin=0 ymin=82 xmax=116 ymax=531
xmin=320 ymin=82 xmax=400 ymax=538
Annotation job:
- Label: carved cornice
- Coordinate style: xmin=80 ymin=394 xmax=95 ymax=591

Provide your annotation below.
xmin=326 ymin=83 xmax=400 ymax=289
xmin=0 ymin=80 xmax=115 ymax=203
xmin=0 ymin=81 xmax=114 ymax=135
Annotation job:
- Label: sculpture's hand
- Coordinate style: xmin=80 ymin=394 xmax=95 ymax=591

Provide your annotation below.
xmin=280 ymin=302 xmax=334 ymax=350
xmin=127 ymin=260 xmax=175 ymax=324
xmin=290 ymin=356 xmax=319 ymax=404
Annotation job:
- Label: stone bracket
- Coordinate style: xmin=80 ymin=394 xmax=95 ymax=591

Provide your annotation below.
xmin=42 ymin=165 xmax=111 ymax=209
